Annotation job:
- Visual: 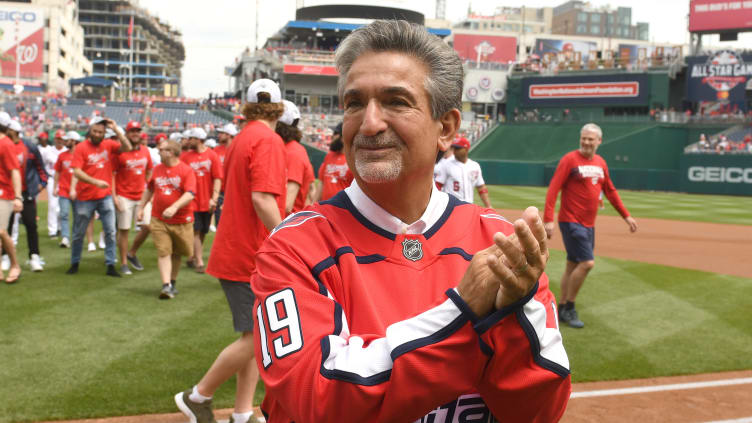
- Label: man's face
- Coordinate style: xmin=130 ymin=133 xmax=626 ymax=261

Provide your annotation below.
xmin=342 ymin=51 xmax=444 ymax=184
xmin=188 ymin=137 xmax=200 ymax=149
xmin=89 ymin=124 xmax=105 ymax=144
xmin=65 ymin=138 xmax=75 ymax=149
xmin=8 ymin=130 xmax=19 ymax=143
xmin=127 ymin=128 xmax=142 ymax=144
xmin=579 ymin=130 xmax=602 ymax=159
xmin=54 ymin=136 xmax=65 ymax=148
xmin=158 ymin=141 xmax=173 ymax=162
xmin=39 ymin=136 xmax=48 ymax=146
xmin=453 ymin=146 xmax=468 ymax=162
xmin=217 ymin=132 xmax=230 ymax=144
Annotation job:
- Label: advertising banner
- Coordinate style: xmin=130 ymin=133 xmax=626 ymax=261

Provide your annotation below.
xmin=533 ymin=38 xmax=597 ymax=62
xmin=686 ymin=51 xmax=752 ymax=102
xmin=453 ymin=33 xmax=517 ymax=64
xmin=283 ymin=64 xmax=338 ymax=76
xmin=680 ymin=154 xmax=752 ymax=195
xmin=618 ymin=44 xmax=682 ymax=65
xmin=0 ymin=6 xmax=45 ymax=82
xmin=520 ymin=74 xmax=649 ymax=106
xmin=689 ymin=0 xmax=752 ymax=33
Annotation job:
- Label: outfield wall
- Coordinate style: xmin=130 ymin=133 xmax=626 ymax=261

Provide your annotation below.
xmin=680 ymin=154 xmax=752 ymax=196
xmin=472 ymin=122 xmax=735 ymax=193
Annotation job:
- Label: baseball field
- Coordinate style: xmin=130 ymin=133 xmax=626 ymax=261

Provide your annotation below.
xmin=1 ymin=185 xmax=751 ymax=422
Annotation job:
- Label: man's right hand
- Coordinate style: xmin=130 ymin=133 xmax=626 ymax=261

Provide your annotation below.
xmin=70 ymin=189 xmax=77 ymax=201
xmin=12 ymin=198 xmax=23 ymax=213
xmin=94 ymin=179 xmax=109 ymax=189
xmin=162 ymin=206 xmax=177 ymax=219
xmin=544 ymin=221 xmax=555 ymax=239
xmin=113 ymin=196 xmax=122 ymax=212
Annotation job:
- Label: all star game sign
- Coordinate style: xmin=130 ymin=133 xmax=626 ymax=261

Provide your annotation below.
xmin=686 ymin=50 xmax=752 ymax=103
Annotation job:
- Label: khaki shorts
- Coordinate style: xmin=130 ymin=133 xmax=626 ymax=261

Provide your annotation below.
xmin=0 ymin=199 xmax=13 ymax=230
xmin=150 ymin=218 xmax=194 ymax=258
xmin=116 ymin=195 xmax=140 ymax=230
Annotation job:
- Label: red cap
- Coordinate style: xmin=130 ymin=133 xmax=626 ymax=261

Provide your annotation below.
xmin=126 ymin=121 xmax=142 ymax=131
xmin=154 ymin=133 xmax=167 ymax=142
xmin=140 ymin=132 xmax=148 ymax=140
xmin=452 ymin=137 xmax=470 ymax=150
xmin=38 ymin=132 xmax=49 ymax=139
xmin=54 ymin=129 xmax=65 ymax=139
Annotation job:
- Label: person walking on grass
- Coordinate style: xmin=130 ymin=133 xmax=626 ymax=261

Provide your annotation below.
xmin=53 ymin=131 xmax=81 ymax=249
xmin=112 ymin=121 xmax=153 ymax=275
xmin=544 ymin=122 xmax=638 ymax=328
xmin=66 ymin=118 xmax=132 ymax=277
xmin=137 ymin=139 xmax=195 ymax=300
xmin=174 ymin=78 xmax=287 ymax=423
xmin=0 ymin=112 xmax=23 ymax=283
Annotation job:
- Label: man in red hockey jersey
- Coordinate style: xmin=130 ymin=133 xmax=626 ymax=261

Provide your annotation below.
xmin=544 ymin=123 xmax=638 ymax=328
xmin=251 ymin=20 xmax=570 ymax=423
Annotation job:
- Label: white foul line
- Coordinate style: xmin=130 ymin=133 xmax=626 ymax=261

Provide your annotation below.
xmin=704 ymin=418 xmax=752 ymax=423
xmin=570 ymin=377 xmax=752 ymax=399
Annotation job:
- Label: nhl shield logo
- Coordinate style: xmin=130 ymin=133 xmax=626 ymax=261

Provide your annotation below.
xmin=402 ymin=239 xmax=423 ymax=262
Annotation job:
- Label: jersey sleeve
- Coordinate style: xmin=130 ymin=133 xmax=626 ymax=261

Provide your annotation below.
xmin=601 ymin=163 xmax=629 ymax=218
xmin=474 ymin=163 xmax=486 ymax=187
xmin=472 ymin=274 xmax=571 ymax=422
xmin=182 ymin=165 xmax=197 ymax=194
xmin=286 ymin=148 xmax=305 ymax=185
xmin=2 ymin=143 xmax=20 ymax=172
xmin=252 ymin=248 xmax=492 ymax=422
xmin=544 ymin=154 xmax=571 ymax=223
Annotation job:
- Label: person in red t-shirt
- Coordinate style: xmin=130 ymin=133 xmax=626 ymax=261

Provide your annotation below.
xmin=66 ymin=118 xmax=132 ymax=277
xmin=277 ymin=100 xmax=314 ymax=215
xmin=138 ymin=139 xmax=195 ymax=299
xmin=212 ymin=123 xmax=238 ymax=226
xmin=544 ymin=123 xmax=638 ymax=328
xmin=0 ymin=112 xmax=23 ymax=283
xmin=179 ymin=127 xmax=222 ymax=273
xmin=174 ymin=79 xmax=286 ymax=423
xmin=316 ymin=122 xmax=353 ymax=201
xmin=53 ymin=131 xmax=82 ymax=248
xmin=112 ymin=121 xmax=153 ymax=275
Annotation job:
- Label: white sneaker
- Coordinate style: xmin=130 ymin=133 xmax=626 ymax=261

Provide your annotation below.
xmin=88 ymin=242 xmax=97 ymax=252
xmin=60 ymin=237 xmax=70 ymax=248
xmin=98 ymin=233 xmax=106 ymax=249
xmin=209 ymin=224 xmax=217 ymax=232
xmin=30 ymin=254 xmax=43 ymax=272
xmin=1 ymin=254 xmax=9 ymax=271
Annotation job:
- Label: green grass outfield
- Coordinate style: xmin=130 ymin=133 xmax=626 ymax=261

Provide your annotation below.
xmin=1 ymin=188 xmax=751 ymax=422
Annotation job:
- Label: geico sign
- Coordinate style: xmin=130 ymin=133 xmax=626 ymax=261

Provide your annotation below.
xmin=0 ymin=11 xmax=37 ymax=22
xmin=688 ymin=167 xmax=752 ymax=183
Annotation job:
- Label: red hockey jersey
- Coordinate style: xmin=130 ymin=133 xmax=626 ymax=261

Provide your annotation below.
xmin=252 ymin=185 xmax=571 ymax=423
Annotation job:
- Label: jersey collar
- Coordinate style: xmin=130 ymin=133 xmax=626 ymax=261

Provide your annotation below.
xmin=344 ymin=180 xmax=449 ymax=235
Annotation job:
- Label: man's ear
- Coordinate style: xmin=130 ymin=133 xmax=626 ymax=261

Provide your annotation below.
xmin=437 ymin=108 xmax=461 ymax=152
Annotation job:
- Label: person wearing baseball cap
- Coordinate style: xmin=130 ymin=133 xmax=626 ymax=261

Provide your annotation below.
xmin=54 ymin=131 xmax=83 ymax=248
xmin=65 ymin=116 xmax=133 ymax=277
xmin=179 ymin=126 xmax=221 ymax=274
xmin=39 ymin=130 xmax=67 ymax=238
xmin=175 ymin=78 xmax=284 ymax=423
xmin=276 ymin=99 xmax=314 ymax=215
xmin=2 ymin=119 xmax=48 ymax=273
xmin=0 ymin=113 xmax=23 ymax=282
xmin=211 ymin=123 xmax=237 ymax=228
xmin=112 ymin=120 xmax=153 ymax=275
xmin=316 ymin=121 xmax=353 ymax=202
xmin=434 ymin=136 xmax=493 ymax=209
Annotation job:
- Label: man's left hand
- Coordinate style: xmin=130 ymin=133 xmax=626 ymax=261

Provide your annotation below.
xmin=625 ymin=216 xmax=638 ymax=233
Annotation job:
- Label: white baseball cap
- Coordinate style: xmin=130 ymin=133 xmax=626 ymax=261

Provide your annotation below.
xmin=247 ymin=78 xmax=281 ymax=103
xmin=205 ymin=138 xmax=217 ymax=148
xmin=169 ymin=132 xmax=183 ymax=141
xmin=64 ymin=131 xmax=82 ymax=142
xmin=8 ymin=119 xmax=22 ymax=133
xmin=0 ymin=111 xmax=11 ymax=127
xmin=105 ymin=128 xmax=116 ymax=138
xmin=90 ymin=116 xmax=108 ymax=127
xmin=187 ymin=127 xmax=207 ymax=140
xmin=279 ymin=100 xmax=301 ymax=126
xmin=217 ymin=123 xmax=238 ymax=136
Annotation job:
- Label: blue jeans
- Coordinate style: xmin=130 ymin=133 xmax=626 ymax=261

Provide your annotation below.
xmin=58 ymin=196 xmax=72 ymax=240
xmin=71 ymin=196 xmax=117 ymax=265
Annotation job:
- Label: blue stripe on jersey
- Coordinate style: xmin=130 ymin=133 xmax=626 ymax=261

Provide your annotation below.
xmin=322 ymin=191 xmax=397 ymax=240
xmin=311 ymin=247 xmax=388 ymax=296
xmin=424 ymin=194 xmax=464 ymax=239
xmin=390 ymin=313 xmax=469 ymax=361
xmin=438 ymin=247 xmax=473 ymax=261
xmin=355 ymin=254 xmax=386 ymax=264
xmin=473 ymin=281 xmax=540 ymax=335
xmin=334 ymin=302 xmax=343 ymax=336
xmin=516 ymin=308 xmax=571 ymax=379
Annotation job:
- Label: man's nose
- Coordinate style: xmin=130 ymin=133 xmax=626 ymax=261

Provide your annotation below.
xmin=359 ymin=100 xmax=388 ymax=137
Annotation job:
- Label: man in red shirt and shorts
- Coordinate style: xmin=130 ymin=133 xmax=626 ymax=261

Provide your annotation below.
xmin=180 ymin=127 xmax=222 ymax=273
xmin=174 ymin=79 xmax=286 ymax=423
xmin=113 ymin=121 xmax=153 ymax=275
xmin=138 ymin=139 xmax=195 ymax=299
xmin=0 ymin=112 xmax=23 ymax=283
xmin=544 ymin=123 xmax=638 ymax=328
